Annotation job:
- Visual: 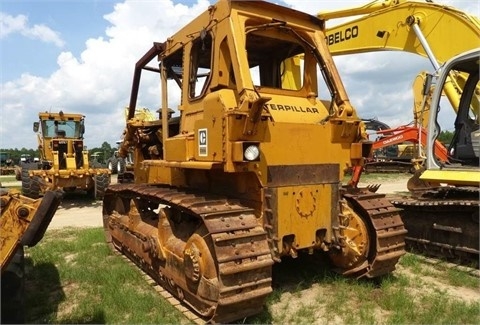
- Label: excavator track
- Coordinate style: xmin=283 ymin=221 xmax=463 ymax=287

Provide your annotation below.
xmin=103 ymin=184 xmax=273 ymax=324
xmin=343 ymin=191 xmax=407 ymax=278
xmin=391 ymin=191 xmax=479 ymax=268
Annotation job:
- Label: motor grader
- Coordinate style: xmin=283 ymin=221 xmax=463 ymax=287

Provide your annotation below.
xmin=103 ymin=0 xmax=406 ymax=322
xmin=1 ymin=188 xmax=62 ymax=323
xmin=21 ymin=111 xmax=111 ymax=200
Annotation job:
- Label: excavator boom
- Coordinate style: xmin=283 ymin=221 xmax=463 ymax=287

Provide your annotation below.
xmin=319 ymin=0 xmax=480 ymax=121
xmin=372 ymin=125 xmax=448 ymax=162
xmin=320 ymin=0 xmax=480 ymax=62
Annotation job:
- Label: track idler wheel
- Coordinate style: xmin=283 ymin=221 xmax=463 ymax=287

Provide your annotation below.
xmin=329 ymin=200 xmax=370 ymax=275
xmin=183 ymin=232 xmax=218 ymax=301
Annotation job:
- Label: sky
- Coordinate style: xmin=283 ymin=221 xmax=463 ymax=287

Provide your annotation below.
xmin=1 ymin=0 xmax=479 ymax=151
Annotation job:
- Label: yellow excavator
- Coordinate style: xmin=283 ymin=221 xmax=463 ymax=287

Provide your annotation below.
xmin=319 ymin=0 xmax=479 ymax=122
xmin=317 ymin=0 xmax=479 ymax=265
xmin=320 ymin=0 xmax=479 ymax=154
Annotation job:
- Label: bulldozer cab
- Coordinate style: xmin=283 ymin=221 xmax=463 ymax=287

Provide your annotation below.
xmin=160 ymin=14 xmax=343 ymax=121
xmin=125 ymin=0 xmax=358 ymax=174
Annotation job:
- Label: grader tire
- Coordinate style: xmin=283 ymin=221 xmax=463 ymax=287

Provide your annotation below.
xmin=107 ymin=158 xmax=118 ymax=174
xmin=90 ymin=173 xmax=110 ymax=200
xmin=117 ymin=157 xmax=126 ymax=174
xmin=1 ymin=247 xmax=25 ymax=324
xmin=21 ymin=167 xmax=40 ymax=199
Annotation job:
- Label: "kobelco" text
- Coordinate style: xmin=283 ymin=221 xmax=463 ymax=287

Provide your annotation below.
xmin=326 ymin=25 xmax=359 ymax=45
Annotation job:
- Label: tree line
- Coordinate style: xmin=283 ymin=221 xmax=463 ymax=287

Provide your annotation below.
xmin=0 ymin=141 xmax=118 ymax=166
xmin=0 ymin=131 xmax=455 ymax=166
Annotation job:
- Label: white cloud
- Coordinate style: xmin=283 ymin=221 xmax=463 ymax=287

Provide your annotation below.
xmin=0 ymin=0 xmax=210 ymax=150
xmin=0 ymin=0 xmax=477 ymax=151
xmin=0 ymin=12 xmax=65 ymax=47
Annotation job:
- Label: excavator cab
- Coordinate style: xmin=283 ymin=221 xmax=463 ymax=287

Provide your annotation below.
xmin=425 ymin=50 xmax=480 ymax=172
xmin=446 ymin=69 xmax=480 ymax=165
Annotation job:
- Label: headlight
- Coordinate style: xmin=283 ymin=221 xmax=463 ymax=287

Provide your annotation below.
xmin=244 ymin=145 xmax=260 ymax=161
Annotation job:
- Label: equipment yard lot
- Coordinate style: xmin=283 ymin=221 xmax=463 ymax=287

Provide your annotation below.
xmin=2 ymin=174 xmax=411 ymax=230
xmin=2 ymin=174 xmax=479 ymax=324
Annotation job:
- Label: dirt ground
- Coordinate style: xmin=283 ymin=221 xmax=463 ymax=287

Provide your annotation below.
xmin=1 ymin=174 xmax=411 ymax=230
xmin=2 ymin=173 xmax=478 ymax=321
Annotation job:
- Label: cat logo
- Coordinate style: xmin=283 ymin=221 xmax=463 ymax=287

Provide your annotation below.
xmin=198 ymin=128 xmax=208 ymax=157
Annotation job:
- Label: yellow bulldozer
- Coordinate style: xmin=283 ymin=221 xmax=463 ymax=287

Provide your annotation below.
xmin=1 ymin=188 xmax=62 ymax=323
xmin=103 ymin=0 xmax=407 ymax=322
xmin=21 ymin=111 xmax=111 ymax=200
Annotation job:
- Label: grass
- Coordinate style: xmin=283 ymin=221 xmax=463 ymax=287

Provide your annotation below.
xmin=1 ymin=174 xmax=21 ymax=191
xmin=25 ymin=228 xmax=184 ymax=324
xmin=25 ymin=229 xmax=479 ymax=325
xmin=0 ymin=175 xmax=17 ymax=182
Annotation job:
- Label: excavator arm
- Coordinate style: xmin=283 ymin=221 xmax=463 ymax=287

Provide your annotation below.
xmin=372 ymin=125 xmax=448 ymax=163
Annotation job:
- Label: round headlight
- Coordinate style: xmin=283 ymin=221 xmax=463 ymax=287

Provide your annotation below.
xmin=244 ymin=145 xmax=260 ymax=161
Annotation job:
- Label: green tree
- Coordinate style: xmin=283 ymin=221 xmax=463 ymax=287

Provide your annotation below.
xmin=437 ymin=130 xmax=454 ymax=146
xmin=88 ymin=142 xmax=115 ymax=164
xmin=0 ymin=148 xmax=40 ymax=165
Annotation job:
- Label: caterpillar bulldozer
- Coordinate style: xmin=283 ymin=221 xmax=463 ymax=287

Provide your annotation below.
xmin=1 ymin=188 xmax=62 ymax=323
xmin=103 ymin=0 xmax=407 ymax=323
xmin=317 ymin=0 xmax=479 ymax=265
xmin=21 ymin=111 xmax=111 ymax=200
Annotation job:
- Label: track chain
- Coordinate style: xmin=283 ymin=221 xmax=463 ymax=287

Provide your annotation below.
xmin=112 ymin=250 xmax=205 ymax=324
xmin=344 ymin=192 xmax=407 ymax=278
xmin=104 ymin=184 xmax=273 ymax=324
xmin=391 ymin=195 xmax=479 ymax=267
